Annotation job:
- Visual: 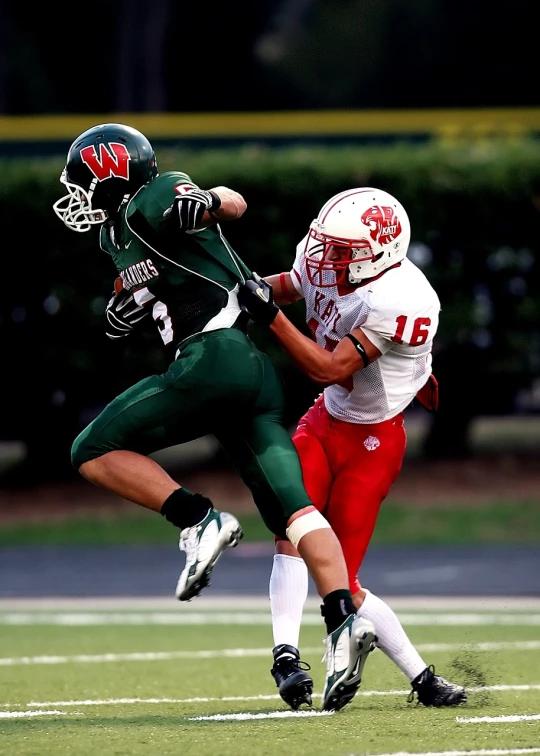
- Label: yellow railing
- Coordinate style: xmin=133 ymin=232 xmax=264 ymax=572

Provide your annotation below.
xmin=0 ymin=108 xmax=539 ymax=142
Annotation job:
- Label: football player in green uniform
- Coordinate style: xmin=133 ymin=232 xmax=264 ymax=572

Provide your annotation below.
xmin=53 ymin=122 xmax=376 ymax=712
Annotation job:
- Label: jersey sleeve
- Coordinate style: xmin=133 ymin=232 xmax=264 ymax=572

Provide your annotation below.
xmin=168 ymin=173 xmax=199 ymax=199
xmin=155 ymin=172 xmax=199 ymax=213
xmin=290 ymin=234 xmax=308 ymax=296
xmin=357 ymin=289 xmax=440 ymax=354
xmin=128 ymin=171 xmax=199 ymax=222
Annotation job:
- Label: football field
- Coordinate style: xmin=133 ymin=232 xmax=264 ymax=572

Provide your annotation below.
xmin=1 ymin=598 xmax=539 ymax=756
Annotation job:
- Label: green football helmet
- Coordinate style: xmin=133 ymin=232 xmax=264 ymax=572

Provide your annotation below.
xmin=53 ymin=122 xmax=158 ymax=232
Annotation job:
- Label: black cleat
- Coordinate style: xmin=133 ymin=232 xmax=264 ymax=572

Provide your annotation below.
xmin=408 ymin=665 xmax=468 ymax=707
xmin=271 ymin=644 xmax=314 ymax=710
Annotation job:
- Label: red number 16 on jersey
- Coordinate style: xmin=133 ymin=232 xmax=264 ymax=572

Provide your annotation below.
xmin=391 ymin=316 xmax=431 ymax=346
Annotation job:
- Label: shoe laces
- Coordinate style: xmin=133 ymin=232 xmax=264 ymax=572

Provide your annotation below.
xmin=180 ymin=528 xmax=199 ymax=562
xmin=321 ymin=619 xmax=352 ymax=668
xmin=407 ymin=664 xmax=435 ymax=704
xmin=274 ymin=655 xmax=311 ymax=672
xmin=321 ymin=635 xmax=330 ymax=664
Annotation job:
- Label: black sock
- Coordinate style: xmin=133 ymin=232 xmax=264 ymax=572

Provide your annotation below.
xmin=321 ymin=589 xmax=356 ymax=634
xmin=160 ymin=488 xmax=213 ymax=529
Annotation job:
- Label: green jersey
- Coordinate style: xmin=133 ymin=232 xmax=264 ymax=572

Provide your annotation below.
xmin=99 ymin=171 xmax=252 ymax=352
xmin=57 ymin=124 xmax=317 ymax=540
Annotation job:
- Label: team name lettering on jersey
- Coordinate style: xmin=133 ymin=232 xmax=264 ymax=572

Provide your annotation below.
xmin=120 ymin=259 xmax=159 ymax=289
xmin=313 ymin=291 xmax=342 ymax=333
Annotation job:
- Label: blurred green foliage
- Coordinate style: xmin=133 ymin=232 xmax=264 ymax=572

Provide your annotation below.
xmin=2 ymin=500 xmax=540 ymax=545
xmin=2 ymin=139 xmax=540 ymax=481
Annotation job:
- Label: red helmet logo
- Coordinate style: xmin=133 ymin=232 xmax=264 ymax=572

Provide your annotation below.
xmin=80 ymin=142 xmax=130 ymax=181
xmin=361 ymin=205 xmax=401 ymax=246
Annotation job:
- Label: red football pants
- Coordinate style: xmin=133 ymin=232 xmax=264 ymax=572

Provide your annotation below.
xmin=278 ymin=395 xmax=407 ymax=594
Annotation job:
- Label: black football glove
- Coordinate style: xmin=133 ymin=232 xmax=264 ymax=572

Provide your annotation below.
xmin=105 ymin=288 xmax=150 ymax=340
xmin=164 ymin=189 xmax=222 ymax=231
xmin=238 ymin=272 xmax=280 ymax=326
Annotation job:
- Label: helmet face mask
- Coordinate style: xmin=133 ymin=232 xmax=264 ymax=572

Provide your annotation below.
xmin=305 ymin=230 xmax=375 ymax=287
xmin=53 ymin=123 xmax=158 ymax=232
xmin=53 ymin=172 xmax=109 ymax=233
xmin=304 ymin=188 xmax=411 ymax=287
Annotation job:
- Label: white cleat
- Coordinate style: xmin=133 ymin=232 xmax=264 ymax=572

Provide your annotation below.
xmin=175 ymin=510 xmax=243 ymax=601
xmin=321 ymin=615 xmax=377 ymax=711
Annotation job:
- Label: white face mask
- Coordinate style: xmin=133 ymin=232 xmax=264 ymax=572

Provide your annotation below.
xmin=53 ymin=176 xmax=107 ymax=233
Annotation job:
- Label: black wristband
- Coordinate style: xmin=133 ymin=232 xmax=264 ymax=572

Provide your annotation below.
xmin=207 ymin=190 xmax=222 ymax=211
xmin=344 ymin=333 xmax=369 ymax=367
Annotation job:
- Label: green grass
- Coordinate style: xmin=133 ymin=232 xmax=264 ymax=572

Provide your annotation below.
xmin=1 ymin=604 xmax=539 ymax=755
xmin=2 ymin=500 xmax=540 ymax=546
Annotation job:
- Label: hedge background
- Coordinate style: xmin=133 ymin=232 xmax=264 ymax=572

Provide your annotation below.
xmin=2 ymin=139 xmax=540 ymax=482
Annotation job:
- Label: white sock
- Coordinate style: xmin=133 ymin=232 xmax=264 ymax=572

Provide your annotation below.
xmin=269 ymin=554 xmax=309 ymax=650
xmin=357 ymin=589 xmax=427 ymax=682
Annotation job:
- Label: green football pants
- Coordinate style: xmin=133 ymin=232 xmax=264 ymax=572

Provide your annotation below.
xmin=71 ymin=328 xmax=312 ymax=535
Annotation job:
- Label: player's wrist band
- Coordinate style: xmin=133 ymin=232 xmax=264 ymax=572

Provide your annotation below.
xmin=345 ymin=333 xmax=369 ymax=367
xmin=207 ymin=190 xmax=222 ymax=211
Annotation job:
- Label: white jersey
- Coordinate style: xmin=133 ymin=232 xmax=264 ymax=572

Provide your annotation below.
xmin=291 ymin=237 xmax=440 ymax=424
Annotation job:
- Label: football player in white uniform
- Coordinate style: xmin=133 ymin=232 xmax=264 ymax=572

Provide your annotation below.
xmin=239 ymin=187 xmax=467 ymax=710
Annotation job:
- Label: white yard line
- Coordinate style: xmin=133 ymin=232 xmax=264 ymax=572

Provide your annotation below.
xmin=1 ymin=597 xmax=540 ymax=611
xmin=1 ymin=612 xmax=540 ymax=626
xmin=1 ymin=640 xmax=539 ymax=667
xmin=0 ymin=709 xmax=69 ymax=719
xmin=457 ymin=714 xmax=540 ymax=723
xmin=1 ymin=683 xmax=538 ymax=709
xmin=356 ymin=750 xmax=540 ymax=756
xmin=0 ymin=647 xmax=298 ymax=666
xmin=23 ymin=695 xmax=290 ymax=707
xmin=188 ymin=710 xmax=334 ymax=721
xmin=416 ymin=641 xmax=540 ymax=652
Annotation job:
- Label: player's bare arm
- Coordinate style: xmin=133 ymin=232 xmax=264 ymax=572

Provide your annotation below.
xmin=264 ymin=272 xmax=304 ymax=306
xmin=203 ymin=186 xmax=246 ymax=225
xmin=271 ymin=312 xmax=381 ymax=385
xmin=237 ymin=273 xmax=379 ymax=383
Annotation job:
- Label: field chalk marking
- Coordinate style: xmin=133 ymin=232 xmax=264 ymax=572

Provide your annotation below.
xmin=0 ymin=709 xmax=69 ymax=719
xmin=1 ymin=684 xmax=538 ymax=709
xmin=1 ymin=612 xmax=540 ymax=626
xmin=457 ymin=713 xmax=540 ymax=723
xmin=352 ymin=750 xmax=540 ymax=756
xmin=1 ymin=641 xmax=540 ymax=667
xmin=189 ymin=710 xmax=335 ymax=721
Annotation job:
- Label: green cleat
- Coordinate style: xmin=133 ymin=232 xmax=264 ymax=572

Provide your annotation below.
xmin=322 ymin=615 xmax=377 ymax=711
xmin=175 ymin=509 xmax=243 ymax=601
